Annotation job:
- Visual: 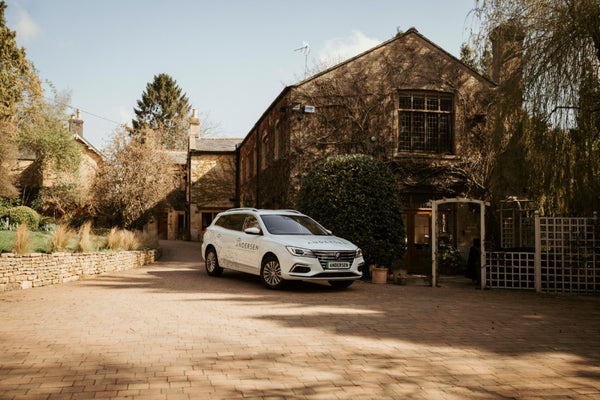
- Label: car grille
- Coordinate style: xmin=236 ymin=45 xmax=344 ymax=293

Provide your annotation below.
xmin=312 ymin=250 xmax=356 ymax=269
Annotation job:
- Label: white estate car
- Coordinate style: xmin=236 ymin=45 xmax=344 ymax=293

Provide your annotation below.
xmin=201 ymin=208 xmax=365 ymax=289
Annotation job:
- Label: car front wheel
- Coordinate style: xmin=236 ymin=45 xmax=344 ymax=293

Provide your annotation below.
xmin=261 ymin=256 xmax=285 ymax=289
xmin=205 ymin=248 xmax=223 ymax=276
xmin=328 ymin=280 xmax=354 ymax=288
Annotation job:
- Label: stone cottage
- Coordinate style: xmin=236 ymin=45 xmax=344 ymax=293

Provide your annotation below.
xmin=14 ymin=109 xmax=104 ymax=216
xmin=187 ymin=111 xmax=239 ymax=241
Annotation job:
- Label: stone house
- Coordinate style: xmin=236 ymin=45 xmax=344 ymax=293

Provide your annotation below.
xmin=187 ymin=112 xmax=239 ymax=240
xmin=66 ymin=110 xmax=104 ymax=193
xmin=188 ymin=28 xmax=500 ymax=271
xmin=144 ymin=150 xmax=188 ymax=240
xmin=14 ymin=109 xmax=104 ymax=215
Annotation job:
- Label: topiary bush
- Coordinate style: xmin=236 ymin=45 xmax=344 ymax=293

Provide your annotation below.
xmin=7 ymin=206 xmax=41 ymax=230
xmin=296 ymin=154 xmax=406 ymax=269
xmin=0 ymin=197 xmax=19 ymax=218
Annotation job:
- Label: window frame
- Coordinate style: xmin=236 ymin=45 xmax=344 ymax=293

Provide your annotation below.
xmin=396 ymin=91 xmax=454 ymax=155
xmin=260 ymin=131 xmax=269 ymax=171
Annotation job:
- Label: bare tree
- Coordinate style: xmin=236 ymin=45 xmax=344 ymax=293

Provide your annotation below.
xmin=93 ymin=128 xmax=178 ymax=228
xmin=470 ymin=0 xmax=600 ymax=126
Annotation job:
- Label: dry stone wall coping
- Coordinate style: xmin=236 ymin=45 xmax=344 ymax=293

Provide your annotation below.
xmin=0 ymin=248 xmax=161 ymax=292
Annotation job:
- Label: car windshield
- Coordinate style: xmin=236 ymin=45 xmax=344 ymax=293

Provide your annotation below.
xmin=260 ymin=214 xmax=329 ymax=235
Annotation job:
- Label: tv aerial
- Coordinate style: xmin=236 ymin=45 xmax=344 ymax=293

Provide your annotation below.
xmin=294 ymin=41 xmax=310 ymax=78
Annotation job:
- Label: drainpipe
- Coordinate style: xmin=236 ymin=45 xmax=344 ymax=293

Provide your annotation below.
xmin=255 ymin=127 xmax=260 ymax=208
xmin=234 ymin=144 xmax=240 ymax=208
xmin=186 ymin=151 xmax=191 ymax=239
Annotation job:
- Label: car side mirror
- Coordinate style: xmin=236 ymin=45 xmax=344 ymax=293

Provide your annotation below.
xmin=244 ymin=227 xmax=261 ymax=235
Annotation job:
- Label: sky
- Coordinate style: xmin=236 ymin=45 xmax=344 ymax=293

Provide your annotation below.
xmin=5 ymin=0 xmax=480 ymax=150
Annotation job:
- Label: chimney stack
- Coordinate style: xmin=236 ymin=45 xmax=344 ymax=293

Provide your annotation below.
xmin=188 ymin=108 xmax=200 ymax=150
xmin=69 ymin=108 xmax=84 ymax=137
xmin=491 ymin=22 xmax=524 ymax=84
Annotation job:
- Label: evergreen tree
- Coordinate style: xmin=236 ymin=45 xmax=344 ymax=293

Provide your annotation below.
xmin=0 ymin=1 xmax=41 ymax=198
xmin=132 ymin=73 xmax=192 ymax=151
xmin=0 ymin=1 xmax=40 ymax=120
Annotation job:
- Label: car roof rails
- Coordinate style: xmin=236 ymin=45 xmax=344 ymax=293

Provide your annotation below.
xmin=227 ymin=207 xmax=258 ymax=212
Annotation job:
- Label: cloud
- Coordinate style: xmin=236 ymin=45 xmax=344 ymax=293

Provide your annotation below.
xmin=14 ymin=7 xmax=40 ymax=42
xmin=318 ymin=30 xmax=381 ymax=66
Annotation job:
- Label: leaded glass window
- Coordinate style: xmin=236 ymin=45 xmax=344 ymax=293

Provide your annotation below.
xmin=398 ymin=93 xmax=453 ymax=154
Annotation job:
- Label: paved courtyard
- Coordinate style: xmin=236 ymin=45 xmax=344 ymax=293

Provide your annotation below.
xmin=1 ymin=240 xmax=599 ymax=400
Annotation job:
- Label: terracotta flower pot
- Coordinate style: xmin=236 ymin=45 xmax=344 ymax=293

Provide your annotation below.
xmin=372 ymin=267 xmax=389 ymax=284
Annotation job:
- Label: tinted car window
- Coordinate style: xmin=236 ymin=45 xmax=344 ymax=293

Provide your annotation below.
xmin=214 ymin=214 xmax=246 ymax=231
xmin=214 ymin=215 xmax=228 ymax=228
xmin=260 ymin=215 xmax=329 ymax=235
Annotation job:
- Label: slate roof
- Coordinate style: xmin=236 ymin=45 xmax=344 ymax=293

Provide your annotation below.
xmin=74 ymin=134 xmax=105 ymax=159
xmin=191 ymin=137 xmax=241 ymax=153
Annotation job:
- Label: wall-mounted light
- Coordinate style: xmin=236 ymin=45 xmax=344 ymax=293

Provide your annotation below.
xmin=370 ymin=136 xmax=376 ymax=142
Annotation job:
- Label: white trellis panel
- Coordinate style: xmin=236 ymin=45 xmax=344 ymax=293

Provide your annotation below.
xmin=539 ymin=216 xmax=599 ymax=294
xmin=486 ymin=252 xmax=535 ymax=289
xmin=484 ymin=212 xmax=600 ymax=294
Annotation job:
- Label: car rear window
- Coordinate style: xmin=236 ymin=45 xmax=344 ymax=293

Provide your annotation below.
xmin=260 ymin=214 xmax=329 ymax=235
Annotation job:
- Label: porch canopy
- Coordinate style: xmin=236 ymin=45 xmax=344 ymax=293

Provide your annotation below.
xmin=427 ymin=197 xmax=490 ymax=288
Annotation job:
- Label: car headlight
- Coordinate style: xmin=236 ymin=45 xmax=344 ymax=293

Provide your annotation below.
xmin=286 ymin=246 xmax=315 ymax=257
xmin=355 ymin=248 xmax=363 ymax=258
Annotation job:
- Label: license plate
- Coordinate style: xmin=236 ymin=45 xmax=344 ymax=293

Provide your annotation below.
xmin=326 ymin=261 xmax=350 ymax=269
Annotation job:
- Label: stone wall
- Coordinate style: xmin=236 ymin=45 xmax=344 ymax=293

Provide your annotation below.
xmin=0 ymin=249 xmax=160 ymax=292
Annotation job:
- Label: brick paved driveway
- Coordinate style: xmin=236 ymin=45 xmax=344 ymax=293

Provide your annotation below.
xmin=1 ymin=240 xmax=599 ymax=400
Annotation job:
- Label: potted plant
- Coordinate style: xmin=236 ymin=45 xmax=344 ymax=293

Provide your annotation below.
xmin=371 ymin=264 xmax=389 ymax=284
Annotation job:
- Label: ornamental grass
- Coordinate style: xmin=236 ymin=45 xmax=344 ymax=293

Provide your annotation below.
xmin=51 ymin=224 xmax=75 ymax=252
xmin=77 ymin=221 xmax=94 ymax=252
xmin=13 ymin=223 xmax=32 ymax=254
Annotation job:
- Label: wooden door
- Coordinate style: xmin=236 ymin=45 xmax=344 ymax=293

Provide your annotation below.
xmin=404 ymin=210 xmax=432 ymax=274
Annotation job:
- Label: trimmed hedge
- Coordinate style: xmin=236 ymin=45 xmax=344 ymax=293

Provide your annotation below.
xmin=296 ymin=154 xmax=406 ymax=268
xmin=7 ymin=206 xmax=41 ymax=230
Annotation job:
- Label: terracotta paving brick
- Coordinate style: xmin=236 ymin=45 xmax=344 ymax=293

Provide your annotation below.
xmin=1 ymin=240 xmax=599 ymax=399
